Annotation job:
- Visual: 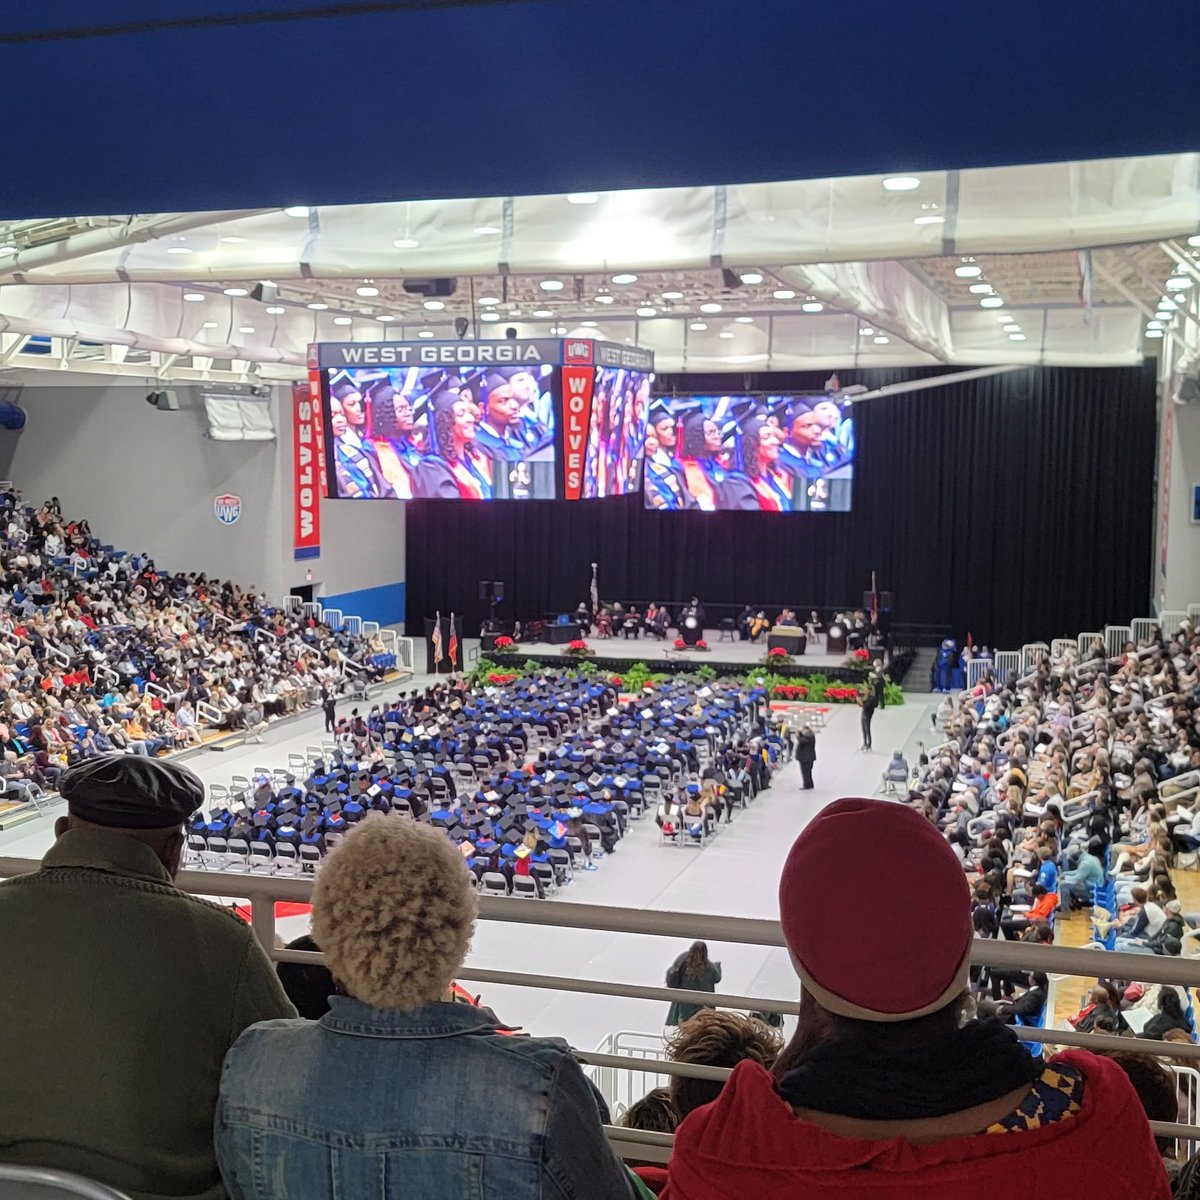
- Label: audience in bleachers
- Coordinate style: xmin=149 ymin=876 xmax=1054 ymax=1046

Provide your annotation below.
xmin=0 ymin=486 xmax=391 ymax=796
xmin=215 ymin=816 xmax=641 ymax=1199
xmin=0 ymin=755 xmax=294 ymax=1200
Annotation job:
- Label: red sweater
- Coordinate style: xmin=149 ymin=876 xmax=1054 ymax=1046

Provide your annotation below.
xmin=662 ymin=1051 xmax=1170 ymax=1199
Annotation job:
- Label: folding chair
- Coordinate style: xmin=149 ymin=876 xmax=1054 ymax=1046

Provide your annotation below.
xmin=288 ymin=753 xmax=307 ymax=776
xmin=226 ymin=838 xmax=251 ymax=872
xmin=390 ymin=796 xmax=413 ymax=819
xmin=567 ymin=836 xmax=587 ymax=869
xmin=249 ymin=842 xmax=274 ymax=875
xmin=253 ymin=767 xmax=272 ymax=781
xmin=582 ymin=822 xmax=605 ymax=859
xmin=325 ymin=832 xmax=344 ymax=853
xmin=273 ymin=769 xmax=290 ymax=789
xmin=548 ymin=848 xmax=572 ymax=884
xmin=480 ymin=871 xmax=509 ymax=897
xmin=185 ymin=834 xmax=208 ymax=869
xmin=512 ymin=875 xmax=540 ymax=899
xmin=230 ymin=775 xmax=251 ymax=795
xmin=274 ymin=842 xmax=300 ymax=876
xmin=205 ymin=836 xmax=229 ymax=869
xmin=531 ymin=862 xmax=556 ymax=895
xmin=299 ymin=844 xmax=322 ymax=874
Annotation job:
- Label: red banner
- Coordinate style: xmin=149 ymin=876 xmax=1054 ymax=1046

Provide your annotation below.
xmin=293 ymin=376 xmax=323 ymax=559
xmin=560 ymin=365 xmax=594 ymax=500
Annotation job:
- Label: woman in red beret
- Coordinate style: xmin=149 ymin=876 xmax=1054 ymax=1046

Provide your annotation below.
xmin=662 ymin=797 xmax=1171 ymax=1199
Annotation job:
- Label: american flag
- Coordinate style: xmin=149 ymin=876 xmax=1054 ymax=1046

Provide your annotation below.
xmin=448 ymin=613 xmax=459 ymax=669
xmin=590 ymin=562 xmax=599 ymax=615
xmin=431 ymin=610 xmax=444 ymax=668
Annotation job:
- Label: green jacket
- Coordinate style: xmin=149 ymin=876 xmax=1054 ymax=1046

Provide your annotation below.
xmin=0 ymin=828 xmax=296 ymax=1200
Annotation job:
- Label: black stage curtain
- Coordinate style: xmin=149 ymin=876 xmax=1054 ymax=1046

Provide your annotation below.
xmin=404 ymin=363 xmax=1157 ymax=648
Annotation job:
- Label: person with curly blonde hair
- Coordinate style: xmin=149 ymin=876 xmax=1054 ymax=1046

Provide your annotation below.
xmin=216 ymin=814 xmax=639 ymax=1200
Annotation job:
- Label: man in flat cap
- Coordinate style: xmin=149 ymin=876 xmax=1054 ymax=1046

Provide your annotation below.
xmin=0 ymin=754 xmax=296 ymax=1200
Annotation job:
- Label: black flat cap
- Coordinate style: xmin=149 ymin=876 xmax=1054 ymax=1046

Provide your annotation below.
xmin=59 ymin=754 xmax=204 ymax=830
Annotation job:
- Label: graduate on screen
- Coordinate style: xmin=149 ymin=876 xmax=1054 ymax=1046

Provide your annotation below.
xmin=415 ymin=378 xmax=494 ymax=500
xmin=329 ymin=377 xmax=394 ymax=499
xmin=777 ymin=398 xmax=832 ymax=482
xmin=473 ymin=371 xmax=528 ymax=463
xmin=643 ymin=400 xmax=693 ymax=510
xmin=676 ymin=410 xmax=730 ymax=512
xmin=365 ymin=375 xmax=419 ymax=500
xmin=722 ymin=411 xmax=792 ymax=512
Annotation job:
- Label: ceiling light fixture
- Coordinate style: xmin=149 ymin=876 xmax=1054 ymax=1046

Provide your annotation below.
xmin=377 ymin=314 xmax=396 ymax=322
xmin=355 ymin=284 xmax=379 ymax=297
xmin=1146 ymin=329 xmax=1165 ymax=339
xmin=1188 ymin=235 xmax=1200 ymax=247
xmin=873 ymin=335 xmax=891 ymax=344
xmin=636 ymin=305 xmax=657 ymax=317
xmin=166 ymin=246 xmax=193 ymax=255
xmin=223 ymin=287 xmax=248 ymax=297
xmin=284 ymin=206 xmax=310 ymax=218
xmin=550 ymin=326 xmax=567 ymax=335
xmin=418 ymin=329 xmax=435 ymax=338
xmin=265 ymin=305 xmax=286 ymax=315
xmin=772 ymin=289 xmax=796 ymax=300
xmin=689 ymin=321 xmax=708 ymax=331
xmin=0 ymin=245 xmax=17 ymax=255
xmin=220 ymin=235 xmax=247 ymax=244
xmin=735 ymin=316 xmax=754 ymax=324
xmin=532 ymin=308 xmax=553 ymax=318
xmin=392 ymin=237 xmax=420 ymax=249
xmin=968 ymin=283 xmax=993 ymax=294
xmin=539 ymin=279 xmax=565 ymax=292
xmin=202 ymin=321 xmax=219 ymax=329
xmin=739 ymin=272 xmax=764 ymax=285
xmin=882 ymin=176 xmax=920 ymax=191
xmin=333 ymin=317 xmax=352 ymax=326
xmin=955 ymin=264 xmax=983 ymax=278
xmin=423 ymin=299 xmax=446 ymax=311
xmin=913 ymin=214 xmax=945 ymax=225
xmin=1008 ymin=333 xmax=1026 ymax=341
xmin=611 ymin=273 xmax=638 ymax=284
xmin=238 ymin=325 xmax=256 ymax=333
xmin=1002 ymin=323 xmax=1021 ymax=333
xmin=980 ymin=296 xmax=1005 ymax=308
xmin=307 ymin=302 xmax=328 ymax=310
xmin=183 ymin=292 xmax=205 ymax=302
xmin=1166 ymin=275 xmax=1193 ymax=290
xmin=580 ymin=320 xmax=598 ymax=327
xmin=475 ymin=295 xmax=499 ymax=306
xmin=566 ymin=192 xmax=599 ymax=205
xmin=472 ymin=225 xmax=500 ymax=235
xmin=859 ymin=327 xmax=875 ymax=336
xmin=801 ymin=301 xmax=824 ymax=313
xmin=718 ymin=331 xmax=735 ymax=339
xmin=594 ymin=295 xmax=614 ymax=304
xmin=480 ymin=312 xmax=500 ymax=322
xmin=1147 ymin=320 xmax=1164 ymax=330
xmin=699 ymin=302 xmax=723 ymax=313
xmin=661 ymin=290 xmax=684 ymax=301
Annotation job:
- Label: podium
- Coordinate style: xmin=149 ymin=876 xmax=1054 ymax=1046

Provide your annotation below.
xmin=423 ymin=614 xmax=464 ymax=673
xmin=825 ymin=622 xmax=847 ymax=655
xmin=767 ymin=628 xmax=806 ymax=655
xmin=679 ymin=612 xmax=704 ymax=646
xmin=544 ymin=621 xmax=581 ymax=645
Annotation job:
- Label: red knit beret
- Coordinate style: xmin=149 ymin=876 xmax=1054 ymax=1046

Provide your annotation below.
xmin=779 ymin=797 xmax=972 ymax=1021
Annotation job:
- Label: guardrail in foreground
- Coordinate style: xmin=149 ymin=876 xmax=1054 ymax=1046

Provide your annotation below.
xmin=2 ymin=857 xmax=1199 ymax=1158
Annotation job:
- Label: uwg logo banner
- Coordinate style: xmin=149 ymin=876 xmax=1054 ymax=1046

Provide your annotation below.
xmin=294 ymin=377 xmax=322 ymax=560
xmin=560 ymin=366 xmax=594 ymax=500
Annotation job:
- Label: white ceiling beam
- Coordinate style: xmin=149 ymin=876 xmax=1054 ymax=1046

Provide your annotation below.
xmin=0 ymin=334 xmax=31 ymax=364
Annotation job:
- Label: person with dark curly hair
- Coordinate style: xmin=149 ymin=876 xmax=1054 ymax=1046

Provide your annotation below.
xmin=666 ymin=1010 xmax=784 ymax=1119
xmin=365 ymin=375 xmax=420 ymax=499
xmin=675 ymin=411 xmax=728 ymax=511
xmin=719 ymin=413 xmax=792 ymax=511
xmin=414 ymin=381 xmax=493 ymax=500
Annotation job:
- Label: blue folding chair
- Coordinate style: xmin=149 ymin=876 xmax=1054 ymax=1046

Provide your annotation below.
xmin=1015 ymin=1004 xmax=1047 ymax=1058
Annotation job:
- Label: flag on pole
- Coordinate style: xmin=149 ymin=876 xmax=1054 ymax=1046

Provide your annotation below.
xmin=870 ymin=571 xmax=879 ymax=625
xmin=590 ymin=562 xmax=600 ymax=615
xmin=431 ymin=610 xmax=444 ymax=669
xmin=448 ymin=613 xmax=459 ymax=670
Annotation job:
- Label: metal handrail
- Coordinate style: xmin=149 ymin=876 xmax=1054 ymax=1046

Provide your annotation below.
xmin=3 ymin=859 xmax=1199 ymax=1147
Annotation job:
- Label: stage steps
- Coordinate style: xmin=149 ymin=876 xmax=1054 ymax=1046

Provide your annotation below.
xmin=903 ymin=646 xmax=939 ymax=693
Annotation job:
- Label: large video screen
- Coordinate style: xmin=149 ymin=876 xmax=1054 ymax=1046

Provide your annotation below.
xmin=322 ymin=364 xmax=557 ymax=500
xmin=583 ymin=367 xmax=652 ymax=498
xmin=643 ymin=393 xmax=854 ymax=512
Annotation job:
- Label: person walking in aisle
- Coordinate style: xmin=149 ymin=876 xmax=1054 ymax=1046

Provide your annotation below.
xmin=796 ymin=726 xmax=816 ymax=790
xmin=859 ymin=685 xmax=878 ymax=752
xmin=666 ymin=941 xmax=722 ymax=1026
xmin=321 ymin=687 xmax=336 ymax=733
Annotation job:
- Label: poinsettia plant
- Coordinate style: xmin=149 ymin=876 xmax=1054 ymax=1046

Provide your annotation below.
xmin=695 ymin=639 xmax=710 ymax=651
xmin=493 ymin=635 xmax=515 ymax=651
xmin=853 ymin=647 xmax=869 ymax=661
xmin=765 ymin=646 xmax=792 ymax=664
xmin=772 ymin=683 xmax=809 ymax=699
xmin=563 ymin=639 xmax=593 ymax=657
xmin=674 ymin=638 xmax=686 ymax=650
xmin=826 ymin=685 xmax=861 ymax=701
xmin=486 ymin=671 xmax=519 ymax=685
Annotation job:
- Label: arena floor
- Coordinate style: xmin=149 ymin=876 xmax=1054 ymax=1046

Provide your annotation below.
xmin=0 ymin=684 xmax=936 ymax=1052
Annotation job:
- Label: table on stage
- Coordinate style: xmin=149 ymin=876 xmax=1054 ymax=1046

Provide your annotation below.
xmin=543 ymin=621 xmax=581 ymax=645
xmin=767 ymin=627 xmax=807 ymax=655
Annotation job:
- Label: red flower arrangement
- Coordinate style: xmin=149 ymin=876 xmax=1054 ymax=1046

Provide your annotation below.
xmin=853 ymin=647 xmax=869 ymax=661
xmin=766 ymin=647 xmax=790 ymax=660
xmin=609 ymin=675 xmax=624 ymax=687
xmin=674 ymin=638 xmax=686 ymax=650
xmin=486 ymin=671 xmax=519 ymax=685
xmin=696 ymin=639 xmax=710 ymax=651
xmin=493 ymin=635 xmax=515 ymax=651
xmin=771 ymin=683 xmax=809 ymax=700
xmin=563 ymin=638 xmax=593 ymax=656
xmin=826 ymin=686 xmax=861 ymax=702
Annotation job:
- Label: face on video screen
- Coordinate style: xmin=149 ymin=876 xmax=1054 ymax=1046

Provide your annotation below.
xmin=642 ymin=393 xmax=854 ymax=513
xmin=323 ymin=364 xmax=557 ymax=501
xmin=583 ymin=367 xmax=652 ymax=499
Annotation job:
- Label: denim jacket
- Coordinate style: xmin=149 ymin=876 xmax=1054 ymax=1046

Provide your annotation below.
xmin=216 ymin=995 xmax=636 ymax=1200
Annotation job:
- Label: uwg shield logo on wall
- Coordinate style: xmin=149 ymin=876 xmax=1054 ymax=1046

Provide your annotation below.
xmin=213 ymin=494 xmax=242 ymax=525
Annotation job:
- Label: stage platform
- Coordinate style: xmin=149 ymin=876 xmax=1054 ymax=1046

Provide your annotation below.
xmin=509 ymin=635 xmax=848 ymax=672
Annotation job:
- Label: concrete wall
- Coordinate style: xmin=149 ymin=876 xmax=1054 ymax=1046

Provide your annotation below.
xmin=0 ymin=381 xmax=407 ymax=624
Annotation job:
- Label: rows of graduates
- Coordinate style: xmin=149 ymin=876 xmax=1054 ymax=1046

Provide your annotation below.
xmin=644 ymin=393 xmax=854 ymax=512
xmin=190 ymin=667 xmax=779 ymax=893
xmin=328 ymin=365 xmax=556 ymax=501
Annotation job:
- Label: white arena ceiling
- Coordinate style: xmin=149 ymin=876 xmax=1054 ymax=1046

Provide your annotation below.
xmin=0 ymin=151 xmax=1197 ymax=384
